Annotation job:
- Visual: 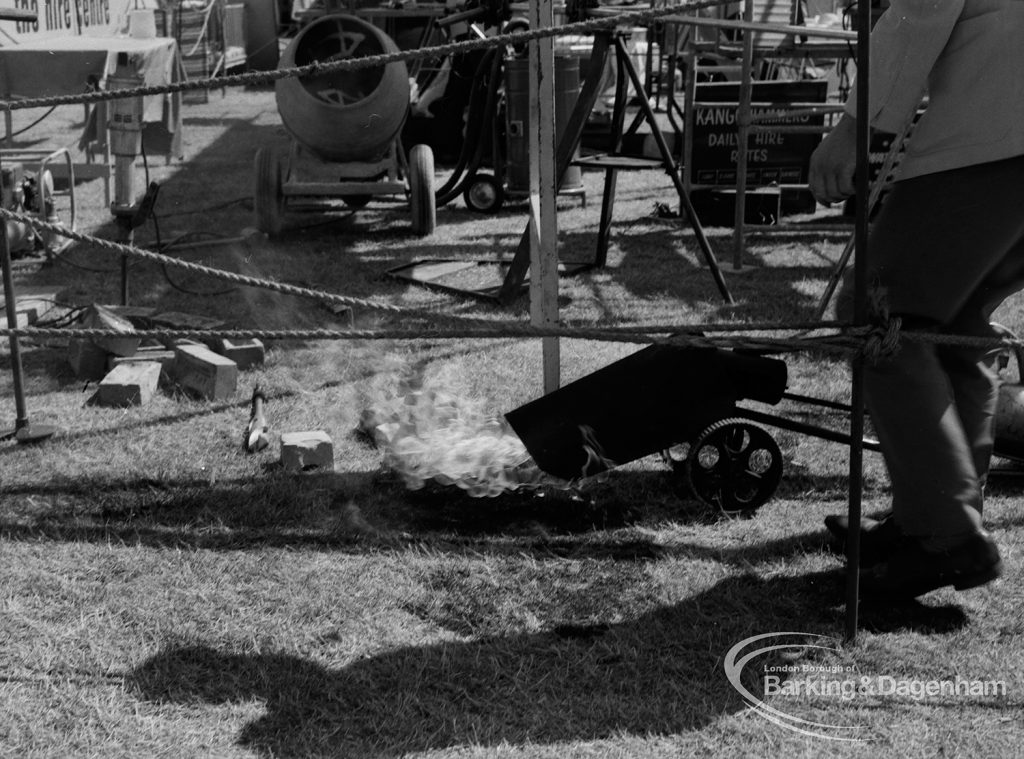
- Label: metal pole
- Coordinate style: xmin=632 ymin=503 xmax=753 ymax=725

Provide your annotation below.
xmin=732 ymin=0 xmax=754 ymax=270
xmin=845 ymin=0 xmax=872 ymax=644
xmin=529 ymin=0 xmax=559 ymax=394
xmin=1 ymin=170 xmax=29 ymax=433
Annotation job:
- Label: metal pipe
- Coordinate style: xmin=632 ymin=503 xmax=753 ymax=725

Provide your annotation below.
xmin=737 ymin=407 xmax=880 ymax=452
xmin=660 ymin=14 xmax=858 ymax=41
xmin=846 ymin=0 xmax=873 ymax=644
xmin=0 ymin=160 xmax=29 ymax=433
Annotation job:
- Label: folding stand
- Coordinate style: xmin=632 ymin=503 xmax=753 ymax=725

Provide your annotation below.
xmin=496 ymin=27 xmax=734 ymax=305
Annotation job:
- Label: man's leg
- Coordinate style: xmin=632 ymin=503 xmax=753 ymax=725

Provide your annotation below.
xmin=831 ymin=157 xmax=1024 ymax=592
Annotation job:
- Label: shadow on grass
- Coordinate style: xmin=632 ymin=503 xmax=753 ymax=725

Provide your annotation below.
xmin=126 ymin=568 xmax=968 ymax=757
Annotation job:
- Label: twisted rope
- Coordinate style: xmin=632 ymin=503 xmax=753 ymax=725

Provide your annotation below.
xmin=6 ymin=323 xmax=1021 ymax=358
xmin=1 ymin=323 xmax=880 ymax=354
xmin=0 ymin=0 xmax=727 ymax=111
xmin=0 ymin=206 xmax=494 ymax=325
xmin=4 ymin=211 xmax=1018 ymax=359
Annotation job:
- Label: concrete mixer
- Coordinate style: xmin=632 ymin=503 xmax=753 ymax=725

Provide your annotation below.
xmin=254 ymin=14 xmax=436 ymax=237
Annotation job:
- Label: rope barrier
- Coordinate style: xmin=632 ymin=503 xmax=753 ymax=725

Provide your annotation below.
xmin=3 ymin=211 xmax=1021 ymax=360
xmin=0 ymin=0 xmax=729 ymax=111
xmin=0 ymin=323 xmax=878 ymax=355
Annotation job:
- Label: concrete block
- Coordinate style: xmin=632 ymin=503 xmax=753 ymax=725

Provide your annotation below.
xmin=173 ymin=344 xmax=238 ymax=400
xmin=210 ymin=337 xmax=265 ymax=369
xmin=280 ymin=431 xmax=334 ymax=472
xmin=68 ymin=338 xmax=109 ymax=380
xmin=108 ymin=348 xmax=176 ymax=375
xmin=94 ymin=361 xmax=162 ymax=407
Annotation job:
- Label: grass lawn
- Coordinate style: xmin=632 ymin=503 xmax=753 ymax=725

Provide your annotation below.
xmin=2 ymin=85 xmax=1023 ymax=758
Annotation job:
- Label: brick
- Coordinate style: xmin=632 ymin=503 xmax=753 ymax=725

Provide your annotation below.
xmin=173 ymin=344 xmax=238 ymax=400
xmin=94 ymin=361 xmax=162 ymax=407
xmin=280 ymin=431 xmax=334 ymax=472
xmin=108 ymin=348 xmax=176 ymax=374
xmin=210 ymin=337 xmax=265 ymax=369
xmin=68 ymin=338 xmax=109 ymax=380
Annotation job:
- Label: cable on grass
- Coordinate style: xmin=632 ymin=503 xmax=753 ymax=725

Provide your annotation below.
xmin=2 ymin=106 xmax=57 ymax=140
xmin=32 ymin=304 xmax=89 ymax=329
xmin=151 ymin=212 xmax=238 ymax=297
xmin=155 ymin=196 xmax=251 ymax=218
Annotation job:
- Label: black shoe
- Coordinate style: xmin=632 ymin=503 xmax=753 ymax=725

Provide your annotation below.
xmin=823 ymin=510 xmax=900 ymax=567
xmin=859 ymin=530 xmax=1002 ymax=599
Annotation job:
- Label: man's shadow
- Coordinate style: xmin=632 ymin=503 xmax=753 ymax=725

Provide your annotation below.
xmin=128 ymin=569 xmax=967 ymax=757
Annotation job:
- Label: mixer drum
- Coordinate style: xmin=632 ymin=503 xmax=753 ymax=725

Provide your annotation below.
xmin=275 ymin=14 xmax=410 ymax=163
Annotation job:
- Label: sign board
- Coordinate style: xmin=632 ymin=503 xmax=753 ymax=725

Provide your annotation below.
xmin=0 ymin=0 xmax=157 ymax=40
xmin=690 ymin=80 xmax=829 ymax=187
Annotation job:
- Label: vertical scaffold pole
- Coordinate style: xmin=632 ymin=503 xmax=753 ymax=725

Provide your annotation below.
xmin=528 ymin=0 xmax=560 ymax=394
xmin=846 ymin=0 xmax=872 ymax=643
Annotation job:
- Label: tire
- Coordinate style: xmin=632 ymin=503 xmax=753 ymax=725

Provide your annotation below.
xmin=253 ymin=147 xmax=284 ymax=237
xmin=408 ymin=144 xmax=436 ymax=236
xmin=462 ymin=173 xmax=504 ymax=214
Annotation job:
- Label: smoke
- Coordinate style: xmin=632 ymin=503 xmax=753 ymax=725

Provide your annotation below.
xmin=359 ymin=375 xmax=555 ymax=497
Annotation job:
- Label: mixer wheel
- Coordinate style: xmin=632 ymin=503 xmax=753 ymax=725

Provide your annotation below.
xmin=254 ymin=147 xmax=284 ymax=237
xmin=683 ymin=418 xmax=783 ymax=514
xmin=409 ymin=144 xmax=436 ymax=236
xmin=463 ymin=173 xmax=504 ymax=214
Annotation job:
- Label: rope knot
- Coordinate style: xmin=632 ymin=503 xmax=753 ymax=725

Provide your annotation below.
xmin=859 ymin=285 xmax=901 ymax=362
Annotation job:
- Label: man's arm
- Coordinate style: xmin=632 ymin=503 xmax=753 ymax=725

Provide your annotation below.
xmin=809 ymin=0 xmax=964 ymax=204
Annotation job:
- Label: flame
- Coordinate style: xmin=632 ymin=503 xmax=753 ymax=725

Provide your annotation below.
xmin=360 ymin=382 xmax=556 ymax=497
xmin=578 ymin=423 xmax=616 ymax=480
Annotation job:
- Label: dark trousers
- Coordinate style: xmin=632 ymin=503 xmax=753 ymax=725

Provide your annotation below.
xmin=839 ymin=153 xmax=1024 ymax=539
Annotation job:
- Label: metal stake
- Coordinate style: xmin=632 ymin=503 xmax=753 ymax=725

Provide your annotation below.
xmin=0 ymin=161 xmax=56 ymax=444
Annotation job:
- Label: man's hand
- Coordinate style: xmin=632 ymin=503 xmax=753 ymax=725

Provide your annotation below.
xmin=808 ymin=114 xmax=858 ymax=206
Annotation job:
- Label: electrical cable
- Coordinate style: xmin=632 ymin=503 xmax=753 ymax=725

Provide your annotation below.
xmin=431 ymin=48 xmax=496 ymax=202
xmin=32 ymin=304 xmax=89 ymax=329
xmin=434 ymin=47 xmax=504 ymax=206
xmin=155 ymin=196 xmax=250 ymax=218
xmin=2 ymin=106 xmax=57 ymax=140
xmin=152 ymin=217 xmax=238 ymax=298
xmin=135 ymin=129 xmax=236 ymax=297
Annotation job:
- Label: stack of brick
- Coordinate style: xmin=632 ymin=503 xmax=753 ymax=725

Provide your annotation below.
xmin=67 ymin=305 xmax=266 ymax=407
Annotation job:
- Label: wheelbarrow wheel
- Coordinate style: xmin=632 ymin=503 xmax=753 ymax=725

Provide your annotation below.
xmin=685 ymin=417 xmax=782 ymax=514
xmin=409 ymin=144 xmax=436 ymax=236
xmin=254 ymin=147 xmax=284 ymax=237
xmin=463 ymin=173 xmax=504 ymax=213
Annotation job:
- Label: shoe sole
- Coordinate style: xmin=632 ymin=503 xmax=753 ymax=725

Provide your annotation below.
xmin=871 ymin=560 xmax=1004 ymax=599
xmin=952 ymin=561 xmax=1004 ymax=591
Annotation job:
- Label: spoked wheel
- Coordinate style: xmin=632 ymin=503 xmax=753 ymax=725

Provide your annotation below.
xmin=683 ymin=418 xmax=783 ymax=514
xmin=463 ymin=173 xmax=504 ymax=213
xmin=253 ymin=147 xmax=284 ymax=237
xmin=408 ymin=143 xmax=436 ymax=236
